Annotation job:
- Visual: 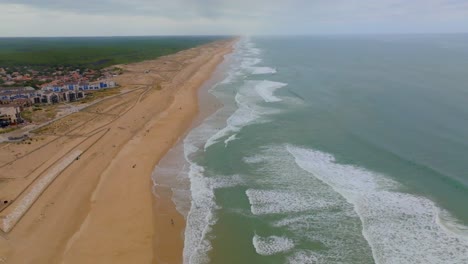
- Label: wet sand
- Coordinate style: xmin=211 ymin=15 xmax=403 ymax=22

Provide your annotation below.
xmin=0 ymin=38 xmax=235 ymax=264
xmin=151 ymin=53 xmax=233 ymax=263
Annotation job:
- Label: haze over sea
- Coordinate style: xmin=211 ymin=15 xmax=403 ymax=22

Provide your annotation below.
xmin=157 ymin=34 xmax=468 ymax=264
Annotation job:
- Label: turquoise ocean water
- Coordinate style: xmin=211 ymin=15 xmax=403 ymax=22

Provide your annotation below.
xmin=155 ymin=35 xmax=468 ymax=263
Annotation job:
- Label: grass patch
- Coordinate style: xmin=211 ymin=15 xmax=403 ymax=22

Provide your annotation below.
xmin=78 ymin=88 xmax=121 ymax=104
xmin=0 ymin=127 xmax=18 ymax=134
xmin=21 ymin=110 xmax=33 ymax=122
xmin=27 ymin=105 xmax=58 ymax=123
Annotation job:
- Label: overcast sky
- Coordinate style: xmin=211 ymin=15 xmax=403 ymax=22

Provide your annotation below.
xmin=1 ymin=0 xmax=468 ymax=37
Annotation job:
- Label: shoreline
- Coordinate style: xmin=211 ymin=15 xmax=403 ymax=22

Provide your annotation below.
xmin=0 ymin=38 xmax=236 ymax=263
xmin=152 ymin=39 xmax=235 ymax=263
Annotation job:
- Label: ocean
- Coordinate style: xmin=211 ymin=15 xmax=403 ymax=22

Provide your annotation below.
xmin=154 ymin=35 xmax=468 ymax=263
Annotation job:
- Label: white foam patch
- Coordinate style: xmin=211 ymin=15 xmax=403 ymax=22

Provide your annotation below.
xmin=243 ymin=145 xmax=374 ymax=262
xmin=217 ymin=38 xmax=256 ymax=85
xmin=183 ymin=121 xmax=245 ymax=264
xmin=254 ymin=80 xmax=288 ymax=103
xmin=183 ymin=164 xmax=245 ymax=264
xmin=183 ymin=162 xmax=217 ymax=264
xmin=204 ymin=81 xmax=280 ymax=150
xmin=437 ymin=209 xmax=468 ymax=238
xmin=248 ymin=48 xmax=261 ymax=56
xmin=224 ymin=134 xmax=237 ymax=147
xmin=243 ymin=40 xmax=261 ymax=56
xmin=186 ymin=105 xmax=229 ymax=153
xmin=272 ymin=215 xmax=314 ymax=230
xmin=246 ymin=189 xmax=333 ymax=215
xmin=252 ymin=235 xmax=295 ymax=256
xmin=287 ymin=250 xmax=319 ymax=264
xmin=243 ymin=155 xmax=265 ymax=164
xmin=250 ymin=67 xmax=277 ymax=75
xmin=202 ymin=38 xmax=284 ymax=150
xmin=212 ymin=174 xmax=245 ymax=189
xmin=219 ymin=56 xmax=245 ymax=85
xmin=287 ymin=145 xmax=468 ymax=264
xmin=181 ymin=51 xmax=247 ymax=263
xmin=241 ymin=57 xmax=261 ymax=69
xmin=203 ymin=100 xmax=259 ymax=149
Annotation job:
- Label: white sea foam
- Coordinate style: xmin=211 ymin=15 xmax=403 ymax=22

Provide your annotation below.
xmin=437 ymin=209 xmax=468 ymax=238
xmin=187 ymin=106 xmax=227 ymax=153
xmin=203 ymin=99 xmax=259 ymax=150
xmin=243 ymin=155 xmax=265 ymax=164
xmin=287 ymin=250 xmax=319 ymax=264
xmin=246 ymin=189 xmax=334 ymax=215
xmin=242 ymin=145 xmax=373 ymax=262
xmin=182 ymin=40 xmax=249 ymax=264
xmin=272 ymin=215 xmax=314 ymax=230
xmin=248 ymin=47 xmax=261 ymax=56
xmin=250 ymin=67 xmax=277 ymax=75
xmin=219 ymin=60 xmax=243 ymax=85
xmin=217 ymin=39 xmax=252 ymax=85
xmin=212 ymin=174 xmax=245 ymax=189
xmin=183 ymin=162 xmax=216 ymax=264
xmin=155 ymin=58 xmax=244 ymax=261
xmin=182 ymin=90 xmax=248 ymax=263
xmin=183 ymin=37 xmax=285 ymax=263
xmin=182 ymin=101 xmax=244 ymax=262
xmin=253 ymin=80 xmax=288 ymax=103
xmin=287 ymin=145 xmax=468 ymax=264
xmin=252 ymin=235 xmax=295 ymax=256
xmin=241 ymin=57 xmax=261 ymax=69
xmin=224 ymin=134 xmax=237 ymax=147
xmin=204 ymin=81 xmax=279 ymax=150
xmin=183 ymin=153 xmax=245 ymax=264
xmin=202 ymin=37 xmax=284 ymax=150
xmin=243 ymin=40 xmax=261 ymax=56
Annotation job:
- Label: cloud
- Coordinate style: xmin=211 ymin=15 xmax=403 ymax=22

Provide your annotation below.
xmin=0 ymin=0 xmax=276 ymax=19
xmin=0 ymin=0 xmax=467 ymax=36
xmin=0 ymin=3 xmax=264 ymax=36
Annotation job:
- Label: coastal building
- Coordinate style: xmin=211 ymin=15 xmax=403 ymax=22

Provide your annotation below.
xmin=0 ymin=105 xmax=22 ymax=127
xmin=0 ymin=87 xmax=38 ymax=103
xmin=1 ymin=85 xmax=87 ymax=105
xmin=41 ymin=80 xmax=116 ymax=92
xmin=10 ymin=98 xmax=32 ymax=107
xmin=30 ymin=90 xmax=85 ymax=104
xmin=0 ymin=79 xmax=115 ymax=106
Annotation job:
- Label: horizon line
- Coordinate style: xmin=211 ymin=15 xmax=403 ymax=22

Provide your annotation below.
xmin=1 ymin=32 xmax=468 ymax=38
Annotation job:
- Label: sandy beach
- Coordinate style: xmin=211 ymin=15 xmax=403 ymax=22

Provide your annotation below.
xmin=0 ymin=38 xmax=235 ymax=264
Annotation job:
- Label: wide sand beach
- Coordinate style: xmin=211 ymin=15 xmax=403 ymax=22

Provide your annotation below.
xmin=0 ymin=38 xmax=236 ymax=263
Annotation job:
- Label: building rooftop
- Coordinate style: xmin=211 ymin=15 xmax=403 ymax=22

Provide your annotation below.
xmin=0 ymin=86 xmax=35 ymax=92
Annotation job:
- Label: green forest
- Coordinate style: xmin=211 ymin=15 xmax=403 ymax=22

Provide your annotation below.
xmin=0 ymin=36 xmax=226 ymax=69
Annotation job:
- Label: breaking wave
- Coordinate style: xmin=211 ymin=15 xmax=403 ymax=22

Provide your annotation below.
xmin=287 ymin=145 xmax=468 ymax=264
